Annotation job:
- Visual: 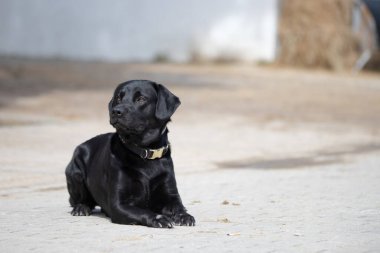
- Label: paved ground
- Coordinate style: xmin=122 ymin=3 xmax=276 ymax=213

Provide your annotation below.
xmin=0 ymin=60 xmax=380 ymax=252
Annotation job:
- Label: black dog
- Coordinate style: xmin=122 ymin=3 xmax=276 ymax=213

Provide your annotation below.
xmin=65 ymin=80 xmax=195 ymax=228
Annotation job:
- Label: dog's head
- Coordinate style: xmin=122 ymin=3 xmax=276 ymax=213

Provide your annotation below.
xmin=109 ymin=80 xmax=180 ymax=146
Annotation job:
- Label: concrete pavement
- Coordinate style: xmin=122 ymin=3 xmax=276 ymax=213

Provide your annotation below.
xmin=0 ymin=118 xmax=379 ymax=252
xmin=0 ymin=61 xmax=380 ymax=252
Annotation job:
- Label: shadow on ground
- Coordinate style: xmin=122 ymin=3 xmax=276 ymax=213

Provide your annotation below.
xmin=217 ymin=143 xmax=380 ymax=169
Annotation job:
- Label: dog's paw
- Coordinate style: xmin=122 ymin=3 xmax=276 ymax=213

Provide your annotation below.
xmin=71 ymin=204 xmax=92 ymax=216
xmin=149 ymin=215 xmax=174 ymax=229
xmin=174 ymin=213 xmax=195 ymax=226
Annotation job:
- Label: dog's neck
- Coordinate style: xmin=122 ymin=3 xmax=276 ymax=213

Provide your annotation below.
xmin=117 ymin=126 xmax=169 ymax=160
xmin=118 ymin=124 xmax=168 ymax=148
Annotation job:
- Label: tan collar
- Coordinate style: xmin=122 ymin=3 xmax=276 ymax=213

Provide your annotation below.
xmin=118 ymin=135 xmax=170 ymax=159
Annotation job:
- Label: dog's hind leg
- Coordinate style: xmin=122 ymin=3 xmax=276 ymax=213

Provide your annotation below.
xmin=65 ymin=153 xmax=96 ymax=216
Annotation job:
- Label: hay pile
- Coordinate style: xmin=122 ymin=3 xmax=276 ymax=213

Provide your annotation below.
xmin=278 ymin=0 xmax=360 ymax=70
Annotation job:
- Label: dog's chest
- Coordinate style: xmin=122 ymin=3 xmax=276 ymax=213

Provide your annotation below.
xmin=121 ymin=161 xmax=170 ymax=207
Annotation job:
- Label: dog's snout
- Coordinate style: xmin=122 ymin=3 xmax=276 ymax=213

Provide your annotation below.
xmin=112 ymin=108 xmax=125 ymax=117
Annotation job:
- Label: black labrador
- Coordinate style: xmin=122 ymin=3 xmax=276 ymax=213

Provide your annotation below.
xmin=65 ymin=80 xmax=195 ymax=228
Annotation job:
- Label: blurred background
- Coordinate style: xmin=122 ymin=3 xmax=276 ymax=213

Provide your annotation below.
xmin=1 ymin=1 xmax=380 ymax=252
xmin=0 ymin=0 xmax=380 ymax=192
xmin=1 ymin=0 xmax=379 ymax=137
xmin=0 ymin=0 xmax=379 ymax=69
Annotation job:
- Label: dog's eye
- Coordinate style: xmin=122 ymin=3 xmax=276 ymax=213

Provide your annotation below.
xmin=116 ymin=92 xmax=125 ymax=103
xmin=136 ymin=96 xmax=147 ymax=103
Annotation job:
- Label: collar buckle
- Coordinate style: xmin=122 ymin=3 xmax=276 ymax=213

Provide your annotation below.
xmin=142 ymin=149 xmax=148 ymax=159
xmin=149 ymin=148 xmax=165 ymax=159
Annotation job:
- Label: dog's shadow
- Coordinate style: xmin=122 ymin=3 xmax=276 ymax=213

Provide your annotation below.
xmin=91 ymin=207 xmax=111 ymax=220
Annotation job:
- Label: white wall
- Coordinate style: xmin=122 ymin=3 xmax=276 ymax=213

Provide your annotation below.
xmin=0 ymin=0 xmax=278 ymax=62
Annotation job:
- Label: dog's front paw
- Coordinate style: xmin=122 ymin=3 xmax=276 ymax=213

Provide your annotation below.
xmin=149 ymin=215 xmax=174 ymax=229
xmin=71 ymin=204 xmax=91 ymax=216
xmin=173 ymin=213 xmax=195 ymax=226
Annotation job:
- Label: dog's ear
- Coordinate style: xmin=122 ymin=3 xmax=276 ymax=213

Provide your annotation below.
xmin=155 ymin=84 xmax=181 ymax=121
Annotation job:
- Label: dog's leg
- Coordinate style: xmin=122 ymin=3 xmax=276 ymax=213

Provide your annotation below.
xmin=161 ymin=197 xmax=195 ymax=226
xmin=110 ymin=204 xmax=174 ymax=228
xmin=153 ymin=176 xmax=195 ymax=226
xmin=65 ymin=157 xmax=95 ymax=216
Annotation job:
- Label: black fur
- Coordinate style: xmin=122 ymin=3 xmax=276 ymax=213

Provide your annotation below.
xmin=65 ymin=80 xmax=195 ymax=228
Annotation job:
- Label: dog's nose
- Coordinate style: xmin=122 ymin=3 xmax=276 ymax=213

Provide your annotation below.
xmin=112 ymin=108 xmax=123 ymax=117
